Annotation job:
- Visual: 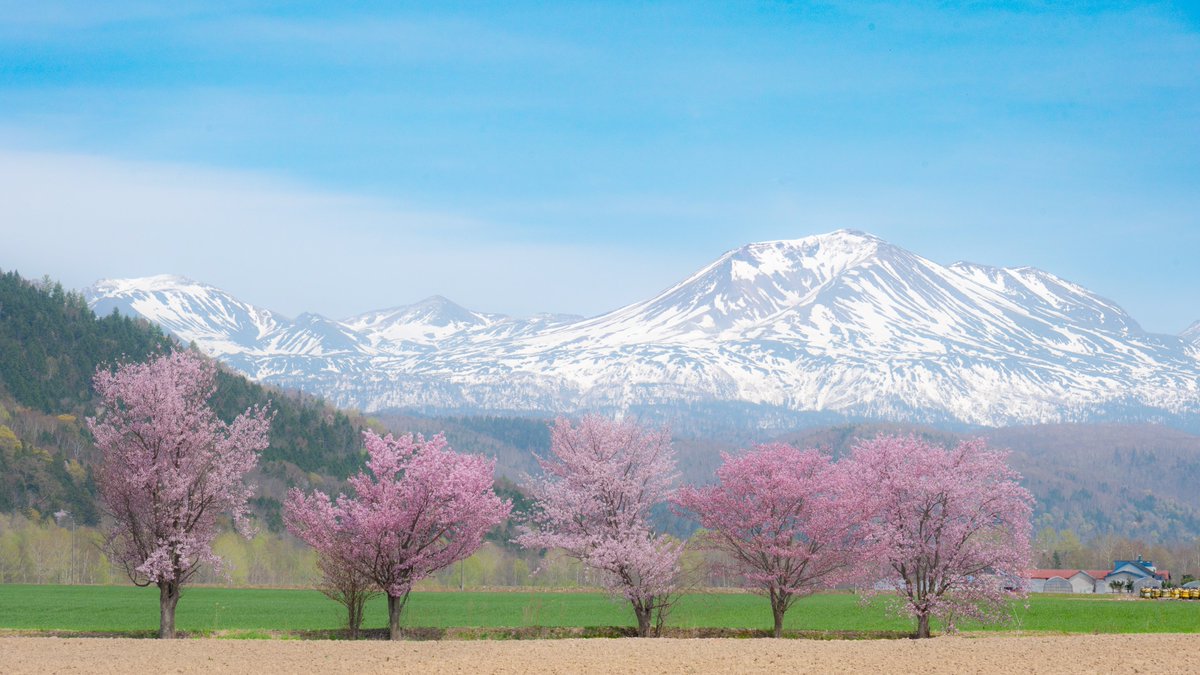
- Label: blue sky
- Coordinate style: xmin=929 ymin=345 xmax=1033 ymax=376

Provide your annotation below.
xmin=1 ymin=1 xmax=1197 ymax=332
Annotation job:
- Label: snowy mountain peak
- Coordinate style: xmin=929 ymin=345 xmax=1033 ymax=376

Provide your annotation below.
xmin=568 ymin=230 xmax=895 ymax=342
xmin=404 ymin=295 xmax=491 ymax=326
xmin=757 ymin=228 xmax=882 ymax=248
xmin=90 ymin=273 xmax=201 ymax=295
xmin=84 ymin=230 xmax=1200 ymax=429
xmin=1184 ymin=320 xmax=1200 ymax=345
xmin=342 ymin=295 xmax=500 ymax=346
xmin=728 ymin=231 xmax=882 ymax=283
xmin=85 ymin=274 xmax=286 ymax=355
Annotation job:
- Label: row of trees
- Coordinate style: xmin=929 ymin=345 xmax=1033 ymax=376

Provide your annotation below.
xmin=508 ymin=421 xmax=1032 ymax=639
xmin=88 ymin=351 xmax=1034 ymax=640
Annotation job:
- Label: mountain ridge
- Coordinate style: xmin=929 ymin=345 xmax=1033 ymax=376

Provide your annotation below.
xmin=83 ymin=230 xmax=1200 ymax=430
xmin=1184 ymin=320 xmax=1200 ymax=345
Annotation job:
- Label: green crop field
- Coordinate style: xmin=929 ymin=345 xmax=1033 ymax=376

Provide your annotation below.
xmin=0 ymin=585 xmax=1196 ymax=637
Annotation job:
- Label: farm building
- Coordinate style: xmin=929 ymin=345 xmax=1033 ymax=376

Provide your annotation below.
xmin=1025 ymin=556 xmax=1171 ymax=594
xmin=1025 ymin=569 xmax=1109 ymax=594
xmin=1103 ymin=557 xmax=1171 ymax=591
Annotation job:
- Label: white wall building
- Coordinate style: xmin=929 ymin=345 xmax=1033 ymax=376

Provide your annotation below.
xmin=1025 ymin=556 xmax=1171 ymax=594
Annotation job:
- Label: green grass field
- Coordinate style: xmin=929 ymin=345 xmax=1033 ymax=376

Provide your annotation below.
xmin=0 ymin=585 xmax=1196 ymax=637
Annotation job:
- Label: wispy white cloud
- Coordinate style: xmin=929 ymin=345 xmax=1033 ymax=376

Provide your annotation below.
xmin=0 ymin=149 xmax=681 ymax=319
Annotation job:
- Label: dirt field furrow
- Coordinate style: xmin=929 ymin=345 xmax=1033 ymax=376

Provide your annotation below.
xmin=0 ymin=634 xmax=1194 ymax=674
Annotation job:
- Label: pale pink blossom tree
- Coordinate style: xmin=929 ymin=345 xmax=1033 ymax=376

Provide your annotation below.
xmin=287 ymin=431 xmax=510 ymax=640
xmin=517 ymin=416 xmax=682 ymax=637
xmin=87 ymin=350 xmax=272 ymax=639
xmin=674 ymin=443 xmax=866 ymax=637
xmin=847 ymin=435 xmax=1034 ymax=638
xmin=283 ymin=492 xmax=377 ymax=639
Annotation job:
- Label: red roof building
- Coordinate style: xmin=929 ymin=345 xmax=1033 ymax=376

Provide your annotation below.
xmin=1024 ymin=556 xmax=1170 ymax=593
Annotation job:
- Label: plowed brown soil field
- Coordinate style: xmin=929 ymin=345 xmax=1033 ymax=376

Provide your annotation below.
xmin=0 ymin=634 xmax=1190 ymax=674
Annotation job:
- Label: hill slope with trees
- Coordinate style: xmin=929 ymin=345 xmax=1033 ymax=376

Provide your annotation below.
xmin=0 ymin=270 xmax=365 ymax=526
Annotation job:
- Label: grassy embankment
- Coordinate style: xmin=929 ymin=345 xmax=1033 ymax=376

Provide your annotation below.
xmin=0 ymin=585 xmax=1195 ymax=638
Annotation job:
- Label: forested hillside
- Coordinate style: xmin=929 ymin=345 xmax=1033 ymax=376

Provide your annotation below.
xmin=0 ymin=270 xmax=560 ymax=586
xmin=0 ymin=270 xmax=366 ymax=527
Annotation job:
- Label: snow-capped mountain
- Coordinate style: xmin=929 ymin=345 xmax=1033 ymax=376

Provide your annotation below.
xmin=1184 ymin=320 xmax=1200 ymax=346
xmin=343 ymin=295 xmax=502 ymax=347
xmin=88 ymin=275 xmax=288 ymax=356
xmin=84 ymin=230 xmax=1200 ymax=429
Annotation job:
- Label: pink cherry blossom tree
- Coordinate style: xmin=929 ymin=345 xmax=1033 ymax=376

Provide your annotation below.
xmin=517 ymin=416 xmax=682 ymax=637
xmin=287 ymin=431 xmax=510 ymax=640
xmin=87 ymin=350 xmax=272 ymax=639
xmin=282 ymin=491 xmax=377 ymax=639
xmin=674 ymin=443 xmax=866 ymax=637
xmin=847 ymin=435 xmax=1034 ymax=638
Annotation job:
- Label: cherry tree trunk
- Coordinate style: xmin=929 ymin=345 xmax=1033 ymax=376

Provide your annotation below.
xmin=158 ymin=581 xmax=181 ymax=639
xmin=915 ymin=613 xmax=932 ymax=639
xmin=634 ymin=605 xmax=653 ymax=638
xmin=770 ymin=590 xmax=789 ymax=638
xmin=387 ymin=592 xmax=410 ymax=640
xmin=772 ymin=607 xmax=785 ymax=638
xmin=347 ymin=601 xmax=362 ymax=640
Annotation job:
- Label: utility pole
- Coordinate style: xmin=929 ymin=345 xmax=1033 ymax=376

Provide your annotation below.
xmin=54 ymin=510 xmax=76 ymax=584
